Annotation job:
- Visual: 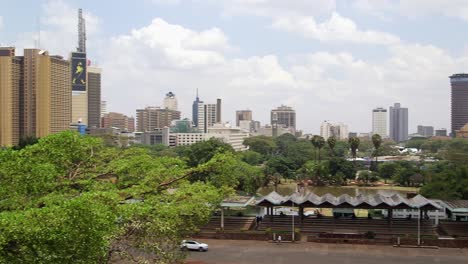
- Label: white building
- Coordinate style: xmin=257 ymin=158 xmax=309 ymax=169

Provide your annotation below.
xmin=142 ymin=123 xmax=249 ymax=151
xmin=163 ymin=92 xmax=178 ymax=111
xmin=197 ymin=99 xmax=221 ymax=133
xmin=320 ymin=121 xmax=349 ymax=140
xmin=372 ymin=107 xmax=388 ymax=137
xmin=100 ymin=100 xmax=108 ymax=118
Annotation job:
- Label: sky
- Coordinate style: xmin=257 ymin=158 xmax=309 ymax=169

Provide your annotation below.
xmin=1 ymin=0 xmax=468 ymax=134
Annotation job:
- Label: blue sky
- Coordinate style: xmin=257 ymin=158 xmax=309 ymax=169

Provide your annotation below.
xmin=1 ymin=0 xmax=468 ymax=134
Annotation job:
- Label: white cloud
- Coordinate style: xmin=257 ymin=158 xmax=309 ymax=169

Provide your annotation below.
xmin=220 ymin=0 xmax=336 ymax=18
xmin=0 ymin=16 xmax=3 ymax=31
xmin=101 ymin=17 xmax=465 ymax=133
xmin=272 ymin=12 xmax=400 ymax=45
xmin=15 ymin=0 xmax=100 ymax=56
xmin=353 ymin=0 xmax=468 ymax=21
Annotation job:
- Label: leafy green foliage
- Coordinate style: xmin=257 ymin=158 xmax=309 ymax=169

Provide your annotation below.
xmin=0 ymin=131 xmax=242 ymax=263
xmin=179 ymin=138 xmax=235 ymax=167
xmin=242 ymin=136 xmax=275 ymax=156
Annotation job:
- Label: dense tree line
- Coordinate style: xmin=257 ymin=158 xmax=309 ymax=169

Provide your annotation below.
xmin=0 ymin=132 xmax=262 ymax=263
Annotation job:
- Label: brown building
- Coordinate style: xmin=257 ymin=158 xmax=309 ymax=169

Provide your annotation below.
xmin=101 ymin=112 xmax=135 ymax=132
xmin=0 ymin=48 xmax=71 ymax=146
xmin=236 ymin=110 xmax=252 ymax=127
xmin=450 ymin=73 xmax=468 ymax=137
xmin=136 ymin=107 xmax=181 ymax=132
xmin=0 ymin=47 xmax=22 ymax=146
xmin=87 ymin=66 xmax=101 ymax=128
xmin=456 ymin=123 xmax=468 ymax=138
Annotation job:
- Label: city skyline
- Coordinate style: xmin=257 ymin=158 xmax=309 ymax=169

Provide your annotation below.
xmin=2 ymin=1 xmax=468 ymax=133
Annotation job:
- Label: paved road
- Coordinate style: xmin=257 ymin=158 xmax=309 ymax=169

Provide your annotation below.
xmin=187 ymin=239 xmax=468 ymax=264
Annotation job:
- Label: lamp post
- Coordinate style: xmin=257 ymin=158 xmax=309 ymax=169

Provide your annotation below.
xmin=292 ymin=200 xmax=295 ymax=242
xmin=417 ymin=207 xmax=421 ymax=246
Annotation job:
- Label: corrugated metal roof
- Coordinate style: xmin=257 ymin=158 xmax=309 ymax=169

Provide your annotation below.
xmin=256 ymin=192 xmax=441 ymax=210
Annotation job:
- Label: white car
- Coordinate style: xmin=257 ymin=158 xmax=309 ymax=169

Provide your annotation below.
xmin=181 ymin=240 xmax=209 ymax=251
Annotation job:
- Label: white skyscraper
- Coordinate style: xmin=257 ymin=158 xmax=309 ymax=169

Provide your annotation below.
xmin=197 ymin=99 xmax=222 ymax=133
xmin=320 ymin=121 xmax=349 ymax=140
xmin=372 ymin=107 xmax=388 ymax=137
xmin=163 ymin=92 xmax=178 ymax=111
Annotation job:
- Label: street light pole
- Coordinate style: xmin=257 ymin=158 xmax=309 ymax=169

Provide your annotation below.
xmin=417 ymin=207 xmax=421 ymax=246
xmin=292 ymin=200 xmax=295 ymax=242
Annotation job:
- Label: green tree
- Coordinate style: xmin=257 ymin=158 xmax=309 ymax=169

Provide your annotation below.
xmin=371 ymin=134 xmax=382 ymax=171
xmin=238 ymin=150 xmax=264 ymax=165
xmin=0 ymin=131 xmax=229 ymax=263
xmin=182 ymin=138 xmax=235 ymax=167
xmin=327 ymin=136 xmax=337 ymax=156
xmin=311 ymin=135 xmax=326 ymax=161
xmin=378 ymin=162 xmax=400 ymax=184
xmin=243 ymin=136 xmax=275 ymax=157
xmin=328 ymin=157 xmax=356 ymax=181
xmin=348 ymin=137 xmax=360 ymax=162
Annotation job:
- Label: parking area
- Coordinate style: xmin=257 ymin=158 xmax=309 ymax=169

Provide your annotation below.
xmin=187 ymin=239 xmax=468 ymax=264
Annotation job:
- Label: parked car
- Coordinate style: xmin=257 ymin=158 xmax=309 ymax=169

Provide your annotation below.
xmin=181 ymin=240 xmax=209 ymax=251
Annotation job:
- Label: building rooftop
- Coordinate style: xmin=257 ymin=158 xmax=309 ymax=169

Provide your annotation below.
xmin=450 ymin=73 xmax=468 ymax=78
xmin=256 ymin=191 xmax=441 ymax=210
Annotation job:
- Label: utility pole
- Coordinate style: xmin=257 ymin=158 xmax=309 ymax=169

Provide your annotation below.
xmin=292 ymin=200 xmax=295 ymax=242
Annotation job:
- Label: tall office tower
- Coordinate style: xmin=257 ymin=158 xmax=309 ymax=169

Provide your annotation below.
xmin=87 ymin=66 xmax=101 ymax=128
xmin=236 ymin=110 xmax=252 ymax=127
xmin=0 ymin=47 xmax=23 ymax=146
xmin=136 ymin=107 xmax=181 ymax=132
xmin=372 ymin=107 xmax=387 ymax=137
xmin=163 ymin=91 xmax=178 ymax=111
xmin=216 ymin=98 xmax=222 ymax=124
xmin=102 ymin=112 xmax=134 ymax=132
xmin=23 ymin=49 xmax=72 ymax=138
xmin=450 ymin=74 xmax=468 ymax=137
xmin=71 ymin=9 xmax=88 ymax=125
xmin=0 ymin=48 xmax=71 ymax=146
xmin=389 ymin=103 xmax=409 ymax=142
xmin=417 ymin=125 xmax=434 ymax=137
xmin=197 ymin=99 xmax=221 ymax=133
xmin=320 ymin=121 xmax=349 ymax=140
xmin=192 ymin=89 xmax=202 ymax=127
xmin=271 ymin=105 xmax=296 ymax=131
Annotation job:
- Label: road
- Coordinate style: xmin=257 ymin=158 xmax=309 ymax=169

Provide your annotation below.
xmin=186 ymin=239 xmax=468 ymax=264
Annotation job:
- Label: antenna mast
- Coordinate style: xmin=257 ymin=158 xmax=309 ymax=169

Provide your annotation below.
xmin=78 ymin=8 xmax=86 ymax=53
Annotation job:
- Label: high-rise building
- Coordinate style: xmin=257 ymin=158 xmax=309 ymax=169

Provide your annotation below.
xmin=102 ymin=112 xmax=134 ymax=132
xmin=450 ymin=73 xmax=468 ymax=137
xmin=236 ymin=110 xmax=252 ymax=127
xmin=197 ymin=99 xmax=222 ymax=133
xmin=87 ymin=66 xmax=101 ymax=128
xmin=71 ymin=8 xmax=88 ymax=126
xmin=372 ymin=107 xmax=387 ymax=137
xmin=192 ymin=89 xmax=202 ymax=127
xmin=435 ymin=129 xmax=447 ymax=137
xmin=163 ymin=91 xmax=178 ymax=111
xmin=271 ymin=105 xmax=296 ymax=131
xmin=21 ymin=49 xmax=72 ymax=138
xmin=0 ymin=47 xmax=22 ymax=146
xmin=417 ymin=125 xmax=434 ymax=137
xmin=320 ymin=121 xmax=349 ymax=140
xmin=100 ymin=100 xmax=107 ymax=117
xmin=389 ymin=103 xmax=408 ymax=142
xmin=136 ymin=107 xmax=181 ymax=132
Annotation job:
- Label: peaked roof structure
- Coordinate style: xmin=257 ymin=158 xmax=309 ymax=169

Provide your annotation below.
xmin=256 ymin=192 xmax=441 ymax=210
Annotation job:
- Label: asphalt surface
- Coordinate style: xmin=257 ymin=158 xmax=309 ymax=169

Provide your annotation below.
xmin=186 ymin=239 xmax=468 ymax=264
